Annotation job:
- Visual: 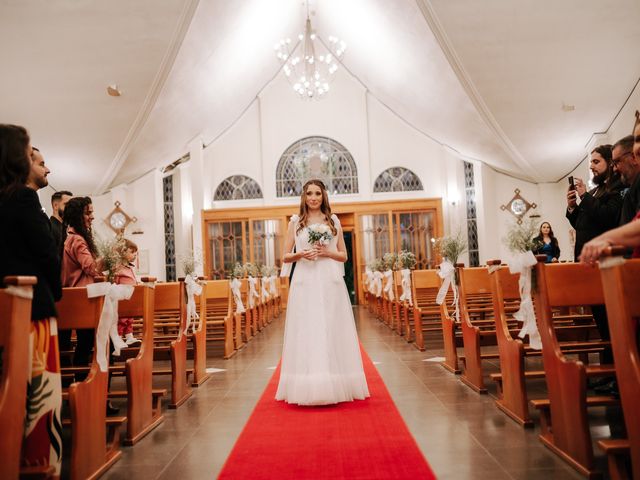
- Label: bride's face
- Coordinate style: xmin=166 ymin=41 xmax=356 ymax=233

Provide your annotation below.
xmin=305 ymin=184 xmax=323 ymax=211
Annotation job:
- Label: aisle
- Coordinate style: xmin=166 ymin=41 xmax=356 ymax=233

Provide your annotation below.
xmin=101 ymin=307 xmax=583 ymax=480
xmin=218 ymin=348 xmax=435 ymax=479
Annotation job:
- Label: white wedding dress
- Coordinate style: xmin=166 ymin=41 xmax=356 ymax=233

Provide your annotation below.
xmin=275 ymin=214 xmax=370 ymax=406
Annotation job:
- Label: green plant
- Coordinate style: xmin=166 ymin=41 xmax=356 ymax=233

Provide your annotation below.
xmin=96 ymin=235 xmax=127 ymax=283
xmin=434 ymin=229 xmax=467 ymax=263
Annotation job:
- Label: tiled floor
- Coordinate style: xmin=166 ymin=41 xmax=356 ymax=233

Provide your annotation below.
xmin=99 ymin=307 xmax=605 ymax=480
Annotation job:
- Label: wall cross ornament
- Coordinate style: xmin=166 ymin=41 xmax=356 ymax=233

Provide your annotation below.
xmin=104 ymin=201 xmax=137 ymax=234
xmin=500 ymin=189 xmax=537 ymax=224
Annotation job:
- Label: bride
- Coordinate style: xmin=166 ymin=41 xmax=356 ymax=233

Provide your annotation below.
xmin=275 ymin=179 xmax=370 ymax=406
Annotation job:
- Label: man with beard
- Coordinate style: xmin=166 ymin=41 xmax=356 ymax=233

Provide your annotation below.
xmin=566 ymin=144 xmax=623 ymax=394
xmin=611 ymin=135 xmax=640 ymax=225
xmin=566 ymin=144 xmax=623 ymax=260
xmin=50 ymin=189 xmax=72 ymax=259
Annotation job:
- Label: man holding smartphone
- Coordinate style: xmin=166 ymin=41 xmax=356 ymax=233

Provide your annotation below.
xmin=566 ymin=143 xmax=623 ymax=395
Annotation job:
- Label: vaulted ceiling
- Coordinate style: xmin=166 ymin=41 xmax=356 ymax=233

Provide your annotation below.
xmin=1 ymin=0 xmax=639 ymax=194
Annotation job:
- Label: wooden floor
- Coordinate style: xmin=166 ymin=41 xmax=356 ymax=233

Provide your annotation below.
xmin=98 ymin=306 xmax=618 ymax=480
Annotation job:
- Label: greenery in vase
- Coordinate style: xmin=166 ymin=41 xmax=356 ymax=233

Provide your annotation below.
xmin=179 ymin=249 xmax=202 ymax=277
xmin=504 ymin=219 xmax=539 ymax=253
xmin=397 ymin=250 xmax=417 ymax=269
xmin=382 ymin=252 xmax=399 ymax=271
xmin=368 ymin=258 xmax=385 ymax=272
xmin=434 ymin=229 xmax=468 ymax=264
xmin=96 ymin=235 xmax=127 ymax=283
xmin=228 ymin=262 xmax=246 ymax=279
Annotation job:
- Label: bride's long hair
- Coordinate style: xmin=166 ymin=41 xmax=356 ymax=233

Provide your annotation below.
xmin=297 ymin=179 xmax=337 ymax=236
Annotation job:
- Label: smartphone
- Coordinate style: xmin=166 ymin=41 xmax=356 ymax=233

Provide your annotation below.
xmin=568 ymin=176 xmax=575 ymax=190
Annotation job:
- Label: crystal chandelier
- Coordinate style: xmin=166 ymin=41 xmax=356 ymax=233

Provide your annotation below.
xmin=274 ymin=11 xmax=346 ymax=100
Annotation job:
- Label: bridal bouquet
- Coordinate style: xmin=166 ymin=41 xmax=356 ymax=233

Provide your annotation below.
xmin=307 ymin=223 xmax=333 ymax=246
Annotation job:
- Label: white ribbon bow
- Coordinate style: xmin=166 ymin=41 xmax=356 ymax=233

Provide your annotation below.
xmin=268 ymin=275 xmax=278 ymax=297
xmin=230 ymin=278 xmax=245 ymax=314
xmin=383 ymin=270 xmax=395 ymax=301
xmin=363 ymin=268 xmax=372 ymax=291
xmin=86 ymin=282 xmax=135 ymax=372
xmin=4 ymin=284 xmax=34 ymax=299
xmin=436 ymin=260 xmax=460 ymax=322
xmin=261 ymin=276 xmax=270 ymax=301
xmin=247 ymin=276 xmax=259 ymax=308
xmin=399 ymin=269 xmax=413 ymax=306
xmin=184 ymin=274 xmax=202 ymax=334
xmin=372 ymin=271 xmax=384 ymax=298
xmin=508 ymin=251 xmax=542 ymax=350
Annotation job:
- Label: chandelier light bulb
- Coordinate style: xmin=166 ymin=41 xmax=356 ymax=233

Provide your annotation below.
xmin=274 ymin=13 xmax=345 ymax=100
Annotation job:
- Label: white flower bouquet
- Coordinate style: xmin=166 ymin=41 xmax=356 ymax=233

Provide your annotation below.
xmin=307 ymin=223 xmax=333 ymax=246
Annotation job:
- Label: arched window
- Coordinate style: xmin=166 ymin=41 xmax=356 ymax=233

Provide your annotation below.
xmin=373 ymin=167 xmax=423 ymax=192
xmin=214 ymin=175 xmax=263 ymax=201
xmin=276 ymin=136 xmax=358 ymax=197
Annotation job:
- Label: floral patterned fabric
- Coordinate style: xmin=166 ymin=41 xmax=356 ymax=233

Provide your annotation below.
xmin=22 ymin=318 xmax=62 ymax=478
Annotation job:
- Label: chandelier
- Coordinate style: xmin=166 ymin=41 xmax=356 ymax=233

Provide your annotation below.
xmin=275 ymin=12 xmax=346 ymax=100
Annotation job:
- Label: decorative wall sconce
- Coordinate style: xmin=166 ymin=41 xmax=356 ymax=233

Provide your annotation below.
xmin=500 ymin=189 xmax=537 ymax=224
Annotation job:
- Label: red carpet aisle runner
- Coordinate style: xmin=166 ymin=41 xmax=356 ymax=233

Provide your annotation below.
xmin=218 ymin=349 xmax=436 ymax=480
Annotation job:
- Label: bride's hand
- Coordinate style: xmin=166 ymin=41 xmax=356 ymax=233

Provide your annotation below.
xmin=314 ymin=244 xmax=329 ymax=258
xmin=300 ymin=249 xmax=318 ymax=261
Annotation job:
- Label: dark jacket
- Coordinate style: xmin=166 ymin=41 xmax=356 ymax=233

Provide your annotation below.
xmin=532 ymin=236 xmax=560 ymax=261
xmin=619 ymin=175 xmax=640 ymax=226
xmin=0 ymin=186 xmax=62 ymax=320
xmin=50 ymin=215 xmax=65 ymax=260
xmin=566 ymin=182 xmax=624 ymax=261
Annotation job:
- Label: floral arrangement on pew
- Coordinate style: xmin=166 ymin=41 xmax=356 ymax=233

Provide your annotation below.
xmin=434 ymin=229 xmax=467 ymax=322
xmin=228 ymin=263 xmax=246 ymax=314
xmin=179 ymin=250 xmax=203 ymax=334
xmin=88 ymin=235 xmax=135 ymax=371
xmin=397 ymin=250 xmax=417 ymax=306
xmin=382 ymin=252 xmax=399 ymax=301
xmin=263 ymin=265 xmax=279 ymax=298
xmin=368 ymin=258 xmax=385 ymax=298
xmin=243 ymin=262 xmax=261 ymax=309
xmin=503 ymin=219 xmax=542 ymax=350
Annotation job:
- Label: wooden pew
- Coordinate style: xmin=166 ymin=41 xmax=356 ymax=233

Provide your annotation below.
xmin=487 ymin=261 xmax=609 ymax=428
xmin=0 ymin=276 xmax=36 ymax=480
xmin=200 ymin=280 xmax=237 ymax=358
xmin=116 ymin=280 xmax=166 ymax=446
xmin=189 ymin=278 xmax=211 ymax=387
xmin=597 ymin=255 xmax=640 ymax=480
xmin=531 ymin=258 xmax=618 ymax=478
xmin=152 ymin=282 xmax=192 ymax=408
xmin=57 ymin=285 xmax=125 ymax=480
xmin=410 ymin=269 xmax=446 ymax=353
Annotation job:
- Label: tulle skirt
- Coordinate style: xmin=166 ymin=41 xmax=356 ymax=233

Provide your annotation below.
xmin=275 ymin=258 xmax=369 ymax=406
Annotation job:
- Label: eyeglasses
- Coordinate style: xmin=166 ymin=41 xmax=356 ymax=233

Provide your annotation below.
xmin=611 ymin=151 xmax=633 ymax=167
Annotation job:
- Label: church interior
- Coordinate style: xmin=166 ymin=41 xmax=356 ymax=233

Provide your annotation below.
xmin=1 ymin=0 xmax=640 ymax=478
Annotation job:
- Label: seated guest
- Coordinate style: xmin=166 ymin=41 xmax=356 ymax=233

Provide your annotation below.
xmin=61 ymin=196 xmax=99 ymax=377
xmin=532 ymin=221 xmax=560 ymax=263
xmin=49 ymin=190 xmax=72 ymax=259
xmin=0 ymin=125 xmax=63 ymax=476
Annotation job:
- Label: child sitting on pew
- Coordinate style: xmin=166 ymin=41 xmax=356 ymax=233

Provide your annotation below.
xmin=115 ymin=238 xmax=141 ymax=346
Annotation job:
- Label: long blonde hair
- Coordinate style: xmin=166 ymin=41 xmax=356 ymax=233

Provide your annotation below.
xmin=297 ymin=179 xmax=337 ymax=236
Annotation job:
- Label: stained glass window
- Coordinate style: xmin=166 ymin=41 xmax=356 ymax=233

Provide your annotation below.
xmin=276 ymin=136 xmax=358 ymax=197
xmin=373 ymin=167 xmax=423 ymax=192
xmin=464 ymin=161 xmax=479 ymax=267
xmin=214 ymin=175 xmax=263 ymax=201
xmin=163 ymin=175 xmax=176 ymax=281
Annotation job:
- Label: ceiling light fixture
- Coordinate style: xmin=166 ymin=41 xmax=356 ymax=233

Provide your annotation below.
xmin=274 ymin=2 xmax=346 ymax=100
xmin=107 ymin=84 xmax=122 ymax=97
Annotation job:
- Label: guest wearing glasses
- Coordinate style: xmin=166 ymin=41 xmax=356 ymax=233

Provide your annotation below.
xmin=612 ymin=135 xmax=639 ymax=225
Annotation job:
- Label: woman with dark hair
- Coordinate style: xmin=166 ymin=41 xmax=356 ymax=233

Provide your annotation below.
xmin=275 ymin=179 xmax=369 ymax=405
xmin=0 ymin=124 xmax=63 ymax=476
xmin=532 ymin=222 xmax=560 ymax=263
xmin=61 ymin=196 xmax=100 ymax=373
